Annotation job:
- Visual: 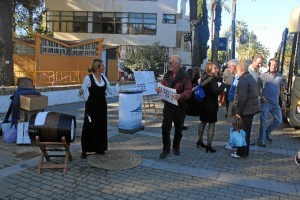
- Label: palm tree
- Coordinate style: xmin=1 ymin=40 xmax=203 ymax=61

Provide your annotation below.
xmin=235 ymin=20 xmax=249 ymax=45
xmin=0 ymin=0 xmax=14 ymax=86
xmin=237 ymin=39 xmax=269 ymax=62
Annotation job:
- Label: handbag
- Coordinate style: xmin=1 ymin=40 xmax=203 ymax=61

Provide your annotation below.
xmin=230 ymin=119 xmax=247 ymax=147
xmin=194 ymin=84 xmax=206 ymax=102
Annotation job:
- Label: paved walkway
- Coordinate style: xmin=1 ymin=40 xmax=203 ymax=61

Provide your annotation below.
xmin=0 ymin=96 xmax=300 ymax=200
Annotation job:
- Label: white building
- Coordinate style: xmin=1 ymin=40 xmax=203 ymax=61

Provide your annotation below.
xmin=45 ymin=0 xmax=191 ymax=64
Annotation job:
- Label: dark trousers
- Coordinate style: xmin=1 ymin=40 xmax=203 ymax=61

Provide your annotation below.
xmin=161 ymin=103 xmax=186 ymax=152
xmin=236 ymin=114 xmax=254 ymax=157
xmin=225 ymin=85 xmax=231 ymax=112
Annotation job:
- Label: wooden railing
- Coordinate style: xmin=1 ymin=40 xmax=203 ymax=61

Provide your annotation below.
xmin=14 ymin=71 xmax=88 ymax=86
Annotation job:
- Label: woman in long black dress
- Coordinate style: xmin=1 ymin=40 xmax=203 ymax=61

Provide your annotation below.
xmin=79 ymin=58 xmax=119 ymax=159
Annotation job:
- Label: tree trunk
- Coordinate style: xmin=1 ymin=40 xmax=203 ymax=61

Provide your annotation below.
xmin=210 ymin=4 xmax=215 ymax=60
xmin=28 ymin=9 xmax=33 ymax=33
xmin=211 ymin=0 xmax=222 ymax=62
xmin=0 ymin=0 xmax=14 ymax=86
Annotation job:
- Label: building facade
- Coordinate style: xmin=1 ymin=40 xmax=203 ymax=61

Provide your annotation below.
xmin=45 ymin=0 xmax=191 ymax=65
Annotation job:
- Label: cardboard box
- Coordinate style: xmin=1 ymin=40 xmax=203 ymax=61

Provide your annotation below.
xmin=20 ymin=94 xmax=48 ymax=111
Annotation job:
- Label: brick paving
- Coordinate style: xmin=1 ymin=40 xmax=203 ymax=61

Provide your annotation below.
xmin=0 ymin=95 xmax=300 ymax=199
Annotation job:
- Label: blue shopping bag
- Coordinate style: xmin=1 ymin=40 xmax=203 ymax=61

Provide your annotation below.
xmin=229 ymin=118 xmax=247 ymax=147
xmin=230 ymin=128 xmax=246 ymax=147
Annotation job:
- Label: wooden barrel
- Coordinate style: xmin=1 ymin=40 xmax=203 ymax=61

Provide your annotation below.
xmin=28 ymin=112 xmax=76 ymax=143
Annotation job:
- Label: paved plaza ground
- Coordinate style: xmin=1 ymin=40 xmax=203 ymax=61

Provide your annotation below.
xmin=0 ymin=95 xmax=300 ymax=199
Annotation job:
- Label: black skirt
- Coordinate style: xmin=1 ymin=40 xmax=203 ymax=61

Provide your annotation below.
xmin=199 ymin=110 xmax=217 ymax=123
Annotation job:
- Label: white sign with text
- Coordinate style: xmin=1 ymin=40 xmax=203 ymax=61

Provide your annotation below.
xmin=157 ymin=83 xmax=178 ymax=106
xmin=134 ymin=71 xmax=157 ymax=95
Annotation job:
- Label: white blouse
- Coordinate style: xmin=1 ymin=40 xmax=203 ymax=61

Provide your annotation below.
xmin=81 ymin=73 xmax=119 ymax=98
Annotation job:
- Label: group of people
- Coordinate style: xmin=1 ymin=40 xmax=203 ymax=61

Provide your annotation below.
xmin=78 ymin=54 xmax=285 ymax=161
xmin=157 ymin=54 xmax=284 ymax=159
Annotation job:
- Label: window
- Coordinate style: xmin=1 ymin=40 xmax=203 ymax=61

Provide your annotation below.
xmin=14 ymin=42 xmax=35 ymax=54
xmin=93 ymin=12 xmax=102 ymax=33
xmin=116 ymin=13 xmax=129 ymax=34
xmin=71 ymin=43 xmax=97 ymax=56
xmin=41 ymin=39 xmax=67 ymax=55
xmin=60 ymin=11 xmax=73 ymax=32
xmin=47 ymin=11 xmax=88 ymax=32
xmin=102 ymin=13 xmax=115 ymax=33
xmin=73 ymin=12 xmax=88 ymax=32
xmin=163 ymin=14 xmax=176 ymax=24
xmin=47 ymin=11 xmax=157 ymax=35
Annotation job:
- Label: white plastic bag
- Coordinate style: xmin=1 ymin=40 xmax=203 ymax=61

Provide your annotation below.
xmin=2 ymin=124 xmax=17 ymax=143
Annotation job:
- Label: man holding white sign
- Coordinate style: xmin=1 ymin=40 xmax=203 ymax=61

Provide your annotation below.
xmin=156 ymin=55 xmax=192 ymax=159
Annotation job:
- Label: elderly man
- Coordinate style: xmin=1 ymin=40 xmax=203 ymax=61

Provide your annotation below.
xmin=224 ymin=59 xmax=239 ymax=150
xmin=231 ymin=62 xmax=261 ymax=158
xmin=223 ymin=59 xmax=239 ymax=119
xmin=156 ymin=55 xmax=192 ymax=159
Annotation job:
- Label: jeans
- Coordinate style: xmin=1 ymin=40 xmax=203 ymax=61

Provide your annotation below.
xmin=259 ymin=102 xmax=282 ymax=143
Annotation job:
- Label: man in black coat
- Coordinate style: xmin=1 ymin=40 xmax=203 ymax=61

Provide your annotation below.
xmin=231 ymin=61 xmax=261 ymax=158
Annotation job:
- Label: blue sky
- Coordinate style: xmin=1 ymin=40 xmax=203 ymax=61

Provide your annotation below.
xmin=179 ymin=0 xmax=300 ymax=59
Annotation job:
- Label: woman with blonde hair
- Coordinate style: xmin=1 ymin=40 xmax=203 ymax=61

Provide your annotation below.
xmin=196 ymin=62 xmax=226 ymax=153
xmin=79 ymin=58 xmax=120 ymax=159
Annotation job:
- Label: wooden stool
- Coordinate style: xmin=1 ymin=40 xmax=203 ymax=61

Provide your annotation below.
xmin=35 ymin=136 xmax=72 ymax=174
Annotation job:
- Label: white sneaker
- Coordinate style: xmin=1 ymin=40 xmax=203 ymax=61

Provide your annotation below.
xmin=225 ymin=144 xmax=237 ymax=150
xmin=231 ymin=152 xmax=241 ymax=158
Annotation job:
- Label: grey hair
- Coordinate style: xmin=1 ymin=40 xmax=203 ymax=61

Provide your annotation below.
xmin=227 ymin=59 xmax=239 ymax=67
xmin=238 ymin=61 xmax=249 ymax=72
xmin=171 ymin=55 xmax=182 ymax=65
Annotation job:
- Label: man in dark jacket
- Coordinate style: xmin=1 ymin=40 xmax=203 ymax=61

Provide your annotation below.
xmin=156 ymin=55 xmax=192 ymax=159
xmin=231 ymin=62 xmax=261 ymax=158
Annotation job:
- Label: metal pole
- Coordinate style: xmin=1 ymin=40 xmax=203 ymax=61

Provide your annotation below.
xmin=231 ymin=0 xmax=236 ymax=59
xmin=191 ymin=20 xmax=197 ymax=67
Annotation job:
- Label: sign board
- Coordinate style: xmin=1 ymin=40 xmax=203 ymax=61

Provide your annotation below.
xmin=218 ymin=37 xmax=228 ymax=51
xmin=157 ymin=83 xmax=178 ymax=106
xmin=134 ymin=71 xmax=157 ymax=95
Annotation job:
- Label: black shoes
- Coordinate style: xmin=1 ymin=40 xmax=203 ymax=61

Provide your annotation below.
xmin=206 ymin=145 xmax=216 ymax=153
xmin=159 ymin=151 xmax=170 ymax=159
xmin=182 ymin=125 xmax=189 ymax=131
xmin=266 ymin=135 xmax=273 ymax=143
xmin=81 ymin=152 xmax=87 ymax=159
xmin=160 ymin=149 xmax=180 ymax=158
xmin=196 ymin=141 xmax=206 ymax=148
xmin=257 ymin=140 xmax=266 ymax=147
xmin=173 ymin=149 xmax=180 ymax=156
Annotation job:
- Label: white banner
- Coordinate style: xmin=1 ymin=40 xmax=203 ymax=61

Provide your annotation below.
xmin=157 ymin=83 xmax=178 ymax=106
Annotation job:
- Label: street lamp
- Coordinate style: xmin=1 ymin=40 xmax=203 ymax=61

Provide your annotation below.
xmin=248 ymin=26 xmax=267 ymax=60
